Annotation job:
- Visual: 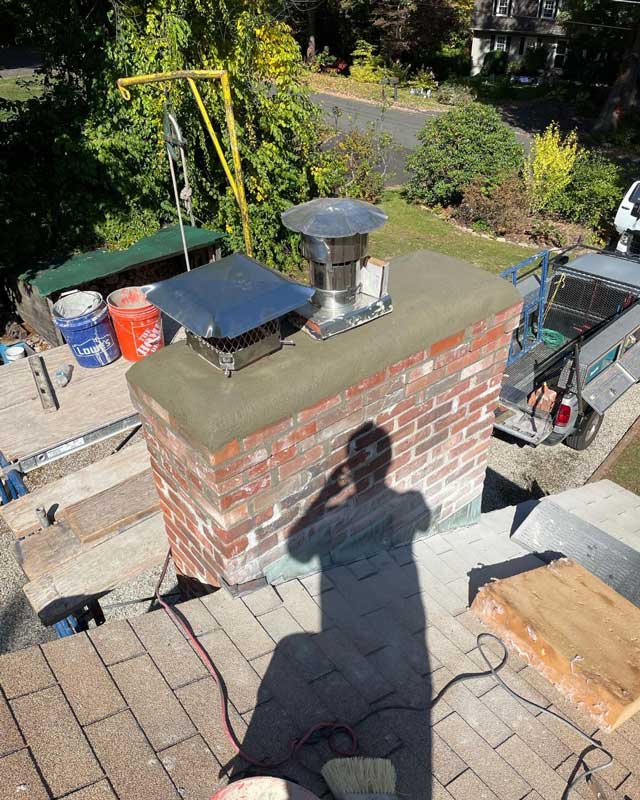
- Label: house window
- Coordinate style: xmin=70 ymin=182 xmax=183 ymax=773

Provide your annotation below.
xmin=541 ymin=0 xmax=556 ymax=18
xmin=496 ymin=34 xmax=508 ymax=51
xmin=495 ymin=0 xmax=510 ymax=15
xmin=554 ymin=40 xmax=567 ymax=68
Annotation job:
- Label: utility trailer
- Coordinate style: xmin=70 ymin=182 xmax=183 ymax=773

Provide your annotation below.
xmin=495 ymin=248 xmax=640 ymax=449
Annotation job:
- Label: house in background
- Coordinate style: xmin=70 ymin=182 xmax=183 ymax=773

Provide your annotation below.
xmin=471 ymin=0 xmax=568 ymax=75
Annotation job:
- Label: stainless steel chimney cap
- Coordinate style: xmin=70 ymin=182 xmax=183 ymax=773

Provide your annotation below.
xmin=281 ymin=198 xmax=388 ymax=238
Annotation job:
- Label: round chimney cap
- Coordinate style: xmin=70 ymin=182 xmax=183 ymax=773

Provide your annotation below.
xmin=281 ymin=197 xmax=388 ymax=238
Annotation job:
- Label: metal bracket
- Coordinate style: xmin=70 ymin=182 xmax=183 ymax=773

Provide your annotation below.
xmin=18 ymin=413 xmax=140 ymax=474
xmin=28 ymin=354 xmax=58 ymax=412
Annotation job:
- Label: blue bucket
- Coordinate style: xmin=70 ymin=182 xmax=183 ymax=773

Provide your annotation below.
xmin=52 ymin=291 xmax=120 ymax=368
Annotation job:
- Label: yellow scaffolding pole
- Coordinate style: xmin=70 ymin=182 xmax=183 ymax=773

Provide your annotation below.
xmin=117 ymin=69 xmax=253 ymax=256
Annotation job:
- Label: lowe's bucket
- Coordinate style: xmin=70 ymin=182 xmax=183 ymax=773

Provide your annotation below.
xmin=53 ymin=291 xmax=120 ymax=368
xmin=107 ymin=287 xmax=164 ymax=362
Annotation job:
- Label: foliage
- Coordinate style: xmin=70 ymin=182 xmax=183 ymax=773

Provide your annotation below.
xmin=0 ymin=0 xmax=324 ymax=274
xmin=313 ymin=125 xmax=394 ymax=202
xmin=558 ymin=151 xmax=623 ymax=232
xmin=456 ymin=174 xmax=528 ymax=236
xmin=481 ymin=50 xmax=508 ymax=76
xmin=521 ymin=45 xmax=550 ymax=76
xmin=435 ymin=81 xmax=475 ymax=104
xmin=405 ymin=103 xmax=524 ymax=206
xmin=349 ymin=39 xmax=387 ymax=83
xmin=430 ymin=45 xmax=472 ymax=80
xmin=408 ymin=67 xmax=438 ymax=92
xmin=526 ymin=123 xmax=579 ymax=214
xmin=309 ymin=46 xmax=337 ymax=73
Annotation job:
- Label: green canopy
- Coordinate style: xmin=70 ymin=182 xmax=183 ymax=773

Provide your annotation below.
xmin=22 ymin=225 xmax=226 ymax=297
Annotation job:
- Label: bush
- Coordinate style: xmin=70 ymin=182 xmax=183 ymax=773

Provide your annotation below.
xmin=435 ymin=81 xmax=475 ymax=105
xmin=408 ymin=67 xmax=438 ymax=92
xmin=314 ymin=125 xmax=394 ymax=203
xmin=481 ymin=50 xmax=508 ymax=76
xmin=526 ymin=123 xmax=578 ymax=214
xmin=558 ymin=152 xmax=623 ymax=233
xmin=309 ymin=46 xmax=336 ymax=73
xmin=349 ymin=40 xmax=386 ymax=83
xmin=405 ymin=103 xmax=524 ymax=207
xmin=521 ymin=45 xmax=549 ymax=76
xmin=456 ymin=174 xmax=528 ymax=236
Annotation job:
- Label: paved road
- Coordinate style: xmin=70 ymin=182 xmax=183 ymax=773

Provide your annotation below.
xmin=311 ymin=91 xmax=531 ymax=152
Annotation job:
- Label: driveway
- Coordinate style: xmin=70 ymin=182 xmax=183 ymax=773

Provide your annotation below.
xmin=311 ymin=91 xmax=532 ymax=151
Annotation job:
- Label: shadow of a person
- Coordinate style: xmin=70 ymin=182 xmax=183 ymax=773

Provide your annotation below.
xmin=233 ymin=422 xmax=434 ymax=799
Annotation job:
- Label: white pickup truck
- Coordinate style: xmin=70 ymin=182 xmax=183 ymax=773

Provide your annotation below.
xmin=615 ymin=181 xmax=640 ymax=257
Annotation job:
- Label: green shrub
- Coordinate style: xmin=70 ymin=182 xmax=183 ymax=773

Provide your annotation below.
xmin=456 ymin=174 xmax=528 ymax=236
xmin=435 ymin=81 xmax=474 ymax=105
xmin=558 ymin=152 xmax=623 ymax=233
xmin=521 ymin=45 xmax=549 ymax=76
xmin=309 ymin=46 xmax=336 ymax=73
xmin=526 ymin=123 xmax=578 ymax=214
xmin=405 ymin=103 xmax=524 ymax=207
xmin=481 ymin=50 xmax=508 ymax=76
xmin=408 ymin=67 xmax=438 ymax=92
xmin=350 ymin=40 xmax=386 ymax=83
xmin=314 ymin=125 xmax=394 ymax=203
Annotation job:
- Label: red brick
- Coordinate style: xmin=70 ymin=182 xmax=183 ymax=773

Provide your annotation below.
xmin=408 ymin=360 xmax=435 ymax=383
xmin=460 ymin=353 xmax=496 ymax=380
xmin=493 ymin=300 xmax=523 ymax=324
xmin=297 ymin=393 xmax=342 ymax=423
xmin=212 ymin=448 xmax=269 ymax=482
xmin=346 ymin=369 xmax=388 ymax=398
xmin=272 ymin=420 xmax=318 ymax=453
xmin=220 ymin=474 xmax=272 ymax=511
xmin=434 ymin=342 xmax=470 ymax=369
xmin=429 ymin=329 xmax=465 ymax=357
xmin=242 ymin=417 xmax=291 ymax=450
xmin=389 ymin=350 xmax=426 ymax=375
xmin=208 ymin=438 xmax=241 ymax=466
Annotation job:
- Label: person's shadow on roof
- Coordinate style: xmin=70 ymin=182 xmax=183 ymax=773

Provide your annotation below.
xmin=231 ymin=422 xmax=435 ymax=799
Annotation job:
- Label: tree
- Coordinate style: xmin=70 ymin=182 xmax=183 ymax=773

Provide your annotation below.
xmin=0 ymin=1 xmax=322 ymax=272
xmin=371 ymin=0 xmax=466 ymax=62
xmin=560 ymin=0 xmax=640 ymax=132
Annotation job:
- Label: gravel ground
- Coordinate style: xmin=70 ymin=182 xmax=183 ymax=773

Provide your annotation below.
xmin=2 ymin=384 xmax=638 ymax=654
xmin=0 ymin=430 xmax=178 ymax=655
xmin=483 ymin=383 xmax=640 ymax=511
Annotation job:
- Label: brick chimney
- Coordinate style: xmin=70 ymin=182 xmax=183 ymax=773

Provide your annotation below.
xmin=127 ymin=251 xmax=521 ymax=593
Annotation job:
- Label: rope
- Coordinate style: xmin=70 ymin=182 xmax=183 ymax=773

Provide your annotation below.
xmin=154 ymin=551 xmax=613 ymax=795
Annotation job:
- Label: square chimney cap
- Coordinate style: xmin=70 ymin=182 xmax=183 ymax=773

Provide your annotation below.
xmin=144 ymin=253 xmax=315 ymax=340
xmin=281 ymin=198 xmax=388 ymax=238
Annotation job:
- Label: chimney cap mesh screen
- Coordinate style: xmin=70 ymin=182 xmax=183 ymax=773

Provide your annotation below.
xmin=144 ymin=252 xmax=314 ymax=339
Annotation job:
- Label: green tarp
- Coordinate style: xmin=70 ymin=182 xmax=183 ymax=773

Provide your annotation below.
xmin=21 ymin=225 xmax=226 ymax=297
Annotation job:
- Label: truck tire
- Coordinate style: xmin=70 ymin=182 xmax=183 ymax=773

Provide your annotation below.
xmin=565 ymin=408 xmax=603 ymax=451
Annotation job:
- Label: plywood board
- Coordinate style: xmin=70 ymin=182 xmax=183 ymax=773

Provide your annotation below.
xmin=15 ymin=521 xmax=83 ymax=582
xmin=472 ymin=558 xmax=640 ymax=731
xmin=0 ymin=343 xmax=135 ymax=461
xmin=63 ymin=469 xmax=159 ymax=543
xmin=23 ymin=512 xmax=168 ymax=625
xmin=512 ymin=500 xmax=640 ymax=608
xmin=0 ymin=440 xmax=150 ymax=538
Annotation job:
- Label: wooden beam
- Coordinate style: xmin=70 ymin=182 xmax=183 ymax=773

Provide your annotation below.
xmin=63 ymin=469 xmax=159 ymax=544
xmin=23 ymin=512 xmax=168 ymax=625
xmin=0 ymin=440 xmax=150 ymax=539
xmin=472 ymin=558 xmax=640 ymax=731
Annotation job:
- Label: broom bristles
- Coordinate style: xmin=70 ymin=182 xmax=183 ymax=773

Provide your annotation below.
xmin=321 ymin=757 xmax=397 ymax=799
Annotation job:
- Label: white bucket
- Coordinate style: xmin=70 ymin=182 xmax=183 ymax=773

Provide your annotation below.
xmin=5 ymin=345 xmax=26 ymax=362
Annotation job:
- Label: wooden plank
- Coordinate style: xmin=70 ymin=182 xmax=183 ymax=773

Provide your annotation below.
xmin=472 ymin=558 xmax=640 ymax=732
xmin=64 ymin=470 xmax=159 ymax=544
xmin=0 ymin=342 xmax=135 ymax=461
xmin=0 ymin=440 xmax=150 ymax=538
xmin=23 ymin=512 xmax=168 ymax=625
xmin=15 ymin=521 xmax=83 ymax=582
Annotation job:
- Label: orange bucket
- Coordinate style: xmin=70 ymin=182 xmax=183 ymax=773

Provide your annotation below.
xmin=106 ymin=287 xmax=164 ymax=362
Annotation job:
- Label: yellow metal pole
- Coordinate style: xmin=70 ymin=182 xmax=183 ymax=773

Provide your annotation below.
xmin=116 ymin=69 xmax=253 ymax=256
xmin=219 ymin=71 xmax=253 ymax=257
xmin=185 ymin=78 xmax=239 ymax=202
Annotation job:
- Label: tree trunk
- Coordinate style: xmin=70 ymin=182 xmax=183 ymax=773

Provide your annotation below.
xmin=306 ymin=8 xmax=316 ymax=62
xmin=594 ymin=23 xmax=640 ymax=133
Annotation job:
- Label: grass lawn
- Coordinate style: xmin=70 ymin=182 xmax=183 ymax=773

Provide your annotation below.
xmin=370 ymin=192 xmax=534 ymax=273
xmin=601 ymin=431 xmax=640 ymax=495
xmin=307 ymin=72 xmax=446 ymax=113
xmin=0 ymin=75 xmax=42 ymax=102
